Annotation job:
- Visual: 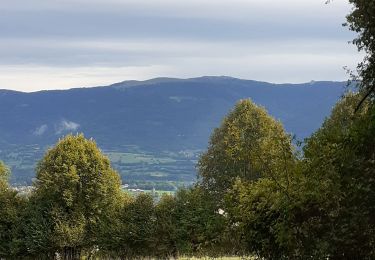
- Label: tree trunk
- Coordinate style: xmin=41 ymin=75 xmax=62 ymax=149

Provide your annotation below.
xmin=62 ymin=247 xmax=81 ymax=260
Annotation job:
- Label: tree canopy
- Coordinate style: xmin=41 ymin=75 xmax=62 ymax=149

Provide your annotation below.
xmin=27 ymin=134 xmax=123 ymax=259
xmin=0 ymin=161 xmax=24 ymax=258
xmin=346 ymin=0 xmax=375 ymax=106
xmin=0 ymin=161 xmax=10 ymax=190
xmin=197 ymin=99 xmax=295 ymax=203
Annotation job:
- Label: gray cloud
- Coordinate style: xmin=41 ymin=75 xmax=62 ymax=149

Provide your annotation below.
xmin=0 ymin=5 xmax=352 ymax=41
xmin=0 ymin=0 xmax=362 ymax=91
xmin=0 ymin=38 xmax=360 ymax=67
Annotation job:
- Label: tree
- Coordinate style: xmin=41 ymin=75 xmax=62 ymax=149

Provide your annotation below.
xmin=195 ymin=99 xmax=296 ymax=258
xmin=95 ymin=192 xmax=133 ymax=259
xmin=119 ymin=193 xmax=155 ymax=258
xmin=300 ymin=93 xmax=375 ymax=258
xmin=346 ymin=0 xmax=375 ymax=108
xmin=0 ymin=161 xmax=9 ymax=190
xmin=173 ymin=186 xmax=229 ymax=257
xmin=0 ymin=161 xmax=25 ymax=258
xmin=226 ymin=178 xmax=288 ymax=259
xmin=26 ymin=134 xmax=123 ymax=259
xmin=197 ymin=99 xmax=295 ymax=204
xmin=152 ymin=194 xmax=178 ymax=259
xmin=223 ymin=94 xmax=375 ymax=259
xmin=21 ymin=196 xmax=56 ymax=259
xmin=100 ymin=193 xmax=155 ymax=259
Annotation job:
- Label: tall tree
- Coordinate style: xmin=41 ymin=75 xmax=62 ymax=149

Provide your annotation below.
xmin=225 ymin=94 xmax=375 ymax=259
xmin=0 ymin=161 xmax=25 ymax=258
xmin=301 ymin=93 xmax=375 ymax=258
xmin=346 ymin=0 xmax=375 ymax=107
xmin=197 ymin=99 xmax=295 ymax=204
xmin=26 ymin=134 xmax=123 ymax=259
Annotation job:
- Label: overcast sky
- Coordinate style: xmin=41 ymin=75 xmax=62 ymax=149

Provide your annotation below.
xmin=0 ymin=0 xmax=363 ymax=92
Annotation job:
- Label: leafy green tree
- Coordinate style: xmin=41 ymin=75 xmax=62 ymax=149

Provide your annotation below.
xmin=346 ymin=0 xmax=375 ymax=106
xmin=26 ymin=134 xmax=123 ymax=259
xmin=95 ymin=192 xmax=132 ymax=259
xmin=0 ymin=161 xmax=9 ymax=189
xmin=21 ymin=196 xmax=56 ymax=258
xmin=103 ymin=193 xmax=155 ymax=259
xmin=300 ymin=93 xmax=375 ymax=258
xmin=226 ymin=178 xmax=287 ymax=259
xmin=195 ymin=99 xmax=296 ymax=258
xmin=0 ymin=161 xmax=25 ymax=258
xmin=226 ymin=161 xmax=340 ymax=259
xmin=221 ymin=96 xmax=370 ymax=259
xmin=232 ymin=94 xmax=375 ymax=259
xmin=173 ymin=186 xmax=229 ymax=257
xmin=197 ymin=99 xmax=295 ymax=204
xmin=152 ymin=194 xmax=178 ymax=259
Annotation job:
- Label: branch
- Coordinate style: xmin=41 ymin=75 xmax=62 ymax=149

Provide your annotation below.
xmin=355 ymin=85 xmax=375 ymax=112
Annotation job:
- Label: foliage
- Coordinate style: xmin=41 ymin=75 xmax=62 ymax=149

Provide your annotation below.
xmin=0 ymin=161 xmax=10 ymax=189
xmin=173 ymin=186 xmax=229 ymax=257
xmin=21 ymin=196 xmax=56 ymax=258
xmin=300 ymin=93 xmax=375 ymax=258
xmin=346 ymin=0 xmax=375 ymax=102
xmin=197 ymin=99 xmax=294 ymax=205
xmin=118 ymin=193 xmax=155 ymax=258
xmin=98 ymin=192 xmax=158 ymax=259
xmin=0 ymin=161 xmax=26 ymax=258
xmin=223 ymin=93 xmax=375 ymax=259
xmin=226 ymin=178 xmax=286 ymax=259
xmin=152 ymin=194 xmax=178 ymax=259
xmin=25 ymin=134 xmax=123 ymax=259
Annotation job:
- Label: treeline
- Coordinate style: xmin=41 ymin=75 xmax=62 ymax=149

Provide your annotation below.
xmin=0 ymin=135 xmax=222 ymax=259
xmin=1 ymin=91 xmax=374 ymax=259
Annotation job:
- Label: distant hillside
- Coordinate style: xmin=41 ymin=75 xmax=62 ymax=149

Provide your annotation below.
xmin=0 ymin=76 xmax=346 ymax=187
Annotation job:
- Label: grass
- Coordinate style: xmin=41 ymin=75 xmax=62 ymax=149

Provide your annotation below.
xmin=178 ymin=257 xmax=256 ymax=260
xmin=106 ymin=152 xmax=176 ymax=164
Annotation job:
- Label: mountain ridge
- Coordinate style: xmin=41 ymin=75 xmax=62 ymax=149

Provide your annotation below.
xmin=0 ymin=76 xmax=346 ymax=94
xmin=0 ymin=76 xmax=347 ymax=186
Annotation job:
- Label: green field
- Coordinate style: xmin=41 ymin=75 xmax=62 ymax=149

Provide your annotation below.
xmin=1 ymin=144 xmax=199 ymax=190
xmin=106 ymin=151 xmax=177 ymax=164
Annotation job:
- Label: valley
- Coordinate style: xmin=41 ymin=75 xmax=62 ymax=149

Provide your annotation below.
xmin=0 ymin=77 xmax=346 ymax=188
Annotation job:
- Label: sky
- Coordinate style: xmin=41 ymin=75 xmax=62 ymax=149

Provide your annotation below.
xmin=0 ymin=0 xmax=364 ymax=92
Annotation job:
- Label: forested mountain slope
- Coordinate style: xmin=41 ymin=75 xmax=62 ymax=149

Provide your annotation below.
xmin=0 ymin=76 xmax=346 ymax=186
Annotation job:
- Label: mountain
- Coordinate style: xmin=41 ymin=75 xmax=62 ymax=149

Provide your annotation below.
xmin=0 ymin=76 xmax=346 ymax=188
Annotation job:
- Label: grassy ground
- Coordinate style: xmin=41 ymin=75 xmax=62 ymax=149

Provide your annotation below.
xmin=178 ymin=257 xmax=256 ymax=260
xmin=86 ymin=257 xmax=255 ymax=260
